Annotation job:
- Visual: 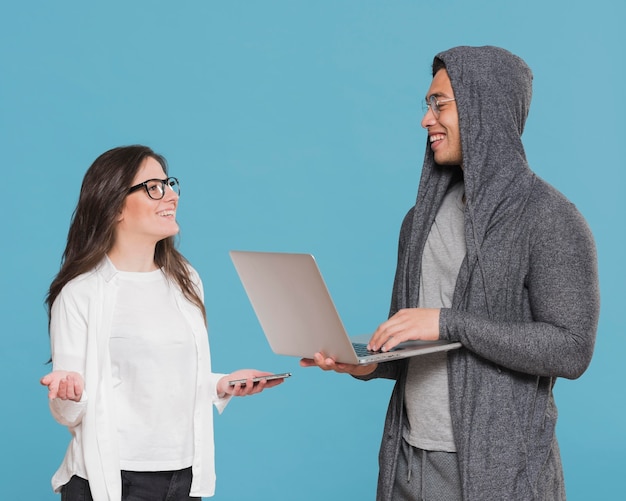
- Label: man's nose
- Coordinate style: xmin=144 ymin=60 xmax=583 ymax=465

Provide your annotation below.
xmin=421 ymin=107 xmax=436 ymax=129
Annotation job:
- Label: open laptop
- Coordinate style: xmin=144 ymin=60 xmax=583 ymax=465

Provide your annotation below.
xmin=229 ymin=250 xmax=461 ymax=364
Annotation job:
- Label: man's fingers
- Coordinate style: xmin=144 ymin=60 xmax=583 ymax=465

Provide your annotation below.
xmin=369 ymin=329 xmax=399 ymax=351
xmin=299 ymin=358 xmax=316 ymax=367
xmin=381 ymin=332 xmax=405 ymax=352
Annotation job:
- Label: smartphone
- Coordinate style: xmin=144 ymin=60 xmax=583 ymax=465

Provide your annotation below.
xmin=228 ymin=372 xmax=292 ymax=387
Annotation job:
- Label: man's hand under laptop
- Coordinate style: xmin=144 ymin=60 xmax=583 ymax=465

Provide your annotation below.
xmin=299 ymin=352 xmax=378 ymax=376
xmin=300 ymin=308 xmax=441 ymax=374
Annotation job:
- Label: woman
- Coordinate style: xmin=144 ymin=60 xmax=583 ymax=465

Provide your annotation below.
xmin=40 ymin=145 xmax=285 ymax=500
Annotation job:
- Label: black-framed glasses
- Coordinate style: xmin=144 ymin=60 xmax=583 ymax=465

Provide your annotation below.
xmin=422 ymin=95 xmax=456 ymax=118
xmin=128 ymin=177 xmax=180 ymax=200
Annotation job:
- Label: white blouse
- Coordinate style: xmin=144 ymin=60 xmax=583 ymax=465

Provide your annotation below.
xmin=48 ymin=257 xmax=230 ymax=500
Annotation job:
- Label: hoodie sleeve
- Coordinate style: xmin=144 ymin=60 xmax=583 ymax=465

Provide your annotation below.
xmin=440 ymin=195 xmax=600 ymax=379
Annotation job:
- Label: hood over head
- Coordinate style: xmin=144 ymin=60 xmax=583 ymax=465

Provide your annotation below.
xmin=436 ymin=45 xmax=533 ymax=210
xmin=397 ymin=46 xmax=537 ymax=314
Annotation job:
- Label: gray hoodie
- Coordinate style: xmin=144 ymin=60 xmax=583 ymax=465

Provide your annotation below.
xmin=361 ymin=46 xmax=600 ymax=500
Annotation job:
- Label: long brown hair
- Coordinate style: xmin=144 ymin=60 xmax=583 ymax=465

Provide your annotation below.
xmin=46 ymin=145 xmax=206 ymax=326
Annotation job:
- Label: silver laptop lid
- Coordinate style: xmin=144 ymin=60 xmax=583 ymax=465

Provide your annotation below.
xmin=230 ymin=251 xmax=462 ymax=365
xmin=230 ymin=250 xmax=360 ymax=363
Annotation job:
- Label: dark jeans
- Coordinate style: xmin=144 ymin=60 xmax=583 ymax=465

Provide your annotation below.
xmin=61 ymin=467 xmax=200 ymax=501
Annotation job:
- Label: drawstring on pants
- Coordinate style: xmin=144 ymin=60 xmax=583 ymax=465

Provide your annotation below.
xmin=406 ymin=446 xmax=427 ymax=501
xmin=421 ymin=448 xmax=426 ymax=501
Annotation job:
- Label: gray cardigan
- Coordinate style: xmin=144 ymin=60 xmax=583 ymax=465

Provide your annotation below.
xmin=360 ymin=46 xmax=600 ymax=500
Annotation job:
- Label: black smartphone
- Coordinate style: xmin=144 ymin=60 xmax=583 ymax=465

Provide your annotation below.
xmin=228 ymin=372 xmax=292 ymax=387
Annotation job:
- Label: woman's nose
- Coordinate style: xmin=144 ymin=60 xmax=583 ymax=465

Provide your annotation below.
xmin=164 ymin=184 xmax=179 ymax=201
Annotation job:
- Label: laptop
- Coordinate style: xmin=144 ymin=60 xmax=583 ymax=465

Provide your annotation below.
xmin=229 ymin=250 xmax=461 ymax=364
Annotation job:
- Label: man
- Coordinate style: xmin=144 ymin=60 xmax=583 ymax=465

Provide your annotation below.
xmin=301 ymin=46 xmax=599 ymax=500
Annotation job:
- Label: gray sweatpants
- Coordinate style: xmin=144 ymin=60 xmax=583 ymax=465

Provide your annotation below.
xmin=392 ymin=439 xmax=462 ymax=501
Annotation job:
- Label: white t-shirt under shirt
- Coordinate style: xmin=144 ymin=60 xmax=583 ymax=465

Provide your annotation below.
xmin=404 ymin=181 xmax=466 ymax=452
xmin=109 ymin=266 xmax=198 ymax=471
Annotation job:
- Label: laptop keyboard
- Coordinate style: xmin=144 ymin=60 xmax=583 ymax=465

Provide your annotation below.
xmin=352 ymin=342 xmax=379 ymax=357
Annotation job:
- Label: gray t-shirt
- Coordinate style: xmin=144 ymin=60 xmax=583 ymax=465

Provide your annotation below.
xmin=403 ymin=181 xmax=466 ymax=452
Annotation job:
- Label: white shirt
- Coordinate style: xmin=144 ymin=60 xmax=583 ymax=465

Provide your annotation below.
xmin=48 ymin=258 xmax=230 ymax=500
xmin=110 ymin=268 xmax=197 ymax=471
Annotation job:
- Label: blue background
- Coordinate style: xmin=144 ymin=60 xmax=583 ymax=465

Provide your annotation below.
xmin=2 ymin=1 xmax=624 ymax=499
